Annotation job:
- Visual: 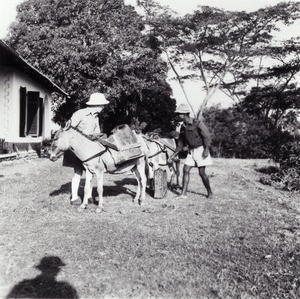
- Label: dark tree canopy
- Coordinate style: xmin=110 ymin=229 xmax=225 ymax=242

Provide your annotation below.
xmin=7 ymin=0 xmax=176 ymax=132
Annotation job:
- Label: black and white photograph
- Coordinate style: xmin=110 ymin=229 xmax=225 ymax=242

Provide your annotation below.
xmin=0 ymin=0 xmax=300 ymax=298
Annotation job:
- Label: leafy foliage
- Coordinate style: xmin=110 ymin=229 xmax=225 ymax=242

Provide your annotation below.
xmin=240 ymin=38 xmax=300 ymax=128
xmin=138 ymin=0 xmax=300 ymax=115
xmin=241 ymin=84 xmax=300 ymax=128
xmin=204 ymin=104 xmax=300 ymax=191
xmin=203 ymin=106 xmax=275 ymax=158
xmin=7 ymin=0 xmax=176 ymax=131
xmin=271 ymin=139 xmax=300 ymax=192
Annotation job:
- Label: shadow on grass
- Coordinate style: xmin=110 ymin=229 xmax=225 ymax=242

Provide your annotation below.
xmin=6 ymin=256 xmax=78 ymax=298
xmin=49 ymin=177 xmax=145 ymax=199
xmin=103 ymin=177 xmax=157 ymax=198
xmin=49 ymin=182 xmax=72 ymax=197
xmin=103 ymin=178 xmax=136 ymax=197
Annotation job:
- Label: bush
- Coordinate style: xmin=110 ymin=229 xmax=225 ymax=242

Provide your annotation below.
xmin=40 ymin=138 xmax=53 ymax=158
xmin=271 ymin=139 xmax=300 ymax=192
xmin=274 ymin=140 xmax=300 ymax=170
xmin=203 ymin=106 xmax=273 ymax=158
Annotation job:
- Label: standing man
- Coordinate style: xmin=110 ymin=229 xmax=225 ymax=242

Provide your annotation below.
xmin=168 ymin=103 xmax=213 ymax=199
xmin=63 ymin=92 xmax=109 ymax=205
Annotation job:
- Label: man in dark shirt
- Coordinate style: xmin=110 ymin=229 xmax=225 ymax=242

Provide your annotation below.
xmin=168 ymin=103 xmax=213 ymax=199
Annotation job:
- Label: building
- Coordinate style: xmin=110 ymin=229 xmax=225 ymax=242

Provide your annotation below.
xmin=0 ymin=39 xmax=68 ymax=158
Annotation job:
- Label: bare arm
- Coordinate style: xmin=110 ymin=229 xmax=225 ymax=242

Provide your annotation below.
xmin=198 ymin=121 xmax=211 ymax=158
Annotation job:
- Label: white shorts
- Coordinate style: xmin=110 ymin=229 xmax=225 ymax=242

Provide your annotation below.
xmin=184 ymin=146 xmax=212 ymax=167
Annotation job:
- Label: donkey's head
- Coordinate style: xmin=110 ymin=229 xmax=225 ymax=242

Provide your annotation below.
xmin=49 ymin=122 xmax=71 ymax=162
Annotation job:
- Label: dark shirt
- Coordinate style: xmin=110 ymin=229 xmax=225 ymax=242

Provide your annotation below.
xmin=176 ymin=117 xmax=211 ymax=151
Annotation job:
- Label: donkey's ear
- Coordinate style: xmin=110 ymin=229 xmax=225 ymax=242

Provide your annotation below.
xmin=63 ymin=120 xmax=71 ymax=131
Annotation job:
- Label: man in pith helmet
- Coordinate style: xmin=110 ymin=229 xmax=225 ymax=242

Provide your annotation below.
xmin=63 ymin=92 xmax=109 ymax=205
xmin=168 ymin=103 xmax=213 ymax=199
xmin=70 ymin=92 xmax=109 ymax=134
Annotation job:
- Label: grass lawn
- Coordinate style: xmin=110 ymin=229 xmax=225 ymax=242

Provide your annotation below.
xmin=0 ymin=157 xmax=299 ymax=298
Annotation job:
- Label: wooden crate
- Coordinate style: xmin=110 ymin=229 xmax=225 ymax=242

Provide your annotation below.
xmin=107 ymin=124 xmax=143 ymax=164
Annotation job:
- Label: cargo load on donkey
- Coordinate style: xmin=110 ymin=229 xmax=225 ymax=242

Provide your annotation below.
xmin=96 ymin=124 xmax=144 ymax=171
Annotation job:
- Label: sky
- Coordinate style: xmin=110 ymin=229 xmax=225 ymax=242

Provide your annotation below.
xmin=1 ymin=0 xmax=300 ymax=110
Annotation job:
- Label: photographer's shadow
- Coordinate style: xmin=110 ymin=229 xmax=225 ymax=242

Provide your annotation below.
xmin=6 ymin=256 xmax=78 ymax=298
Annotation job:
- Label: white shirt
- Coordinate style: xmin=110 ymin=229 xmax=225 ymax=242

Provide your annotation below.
xmin=70 ymin=107 xmax=102 ymax=135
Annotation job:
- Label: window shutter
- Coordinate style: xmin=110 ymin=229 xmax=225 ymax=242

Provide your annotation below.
xmin=19 ymin=87 xmax=27 ymax=137
xmin=39 ymin=97 xmax=44 ymax=136
xmin=27 ymin=91 xmax=40 ymax=136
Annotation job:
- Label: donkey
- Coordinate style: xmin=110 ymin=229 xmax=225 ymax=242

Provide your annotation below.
xmin=49 ymin=125 xmax=147 ymax=213
xmin=136 ymin=133 xmax=181 ymax=190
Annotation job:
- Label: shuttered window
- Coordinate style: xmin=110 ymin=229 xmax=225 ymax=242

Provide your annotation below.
xmin=27 ymin=91 xmax=39 ymax=136
xmin=19 ymin=87 xmax=27 ymax=137
xmin=19 ymin=87 xmax=44 ymax=137
xmin=39 ymin=97 xmax=43 ymax=136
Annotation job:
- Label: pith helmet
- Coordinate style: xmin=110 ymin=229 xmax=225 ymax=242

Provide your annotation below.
xmin=86 ymin=92 xmax=109 ymax=106
xmin=175 ymin=103 xmax=190 ymax=114
xmin=35 ymin=256 xmax=66 ymax=270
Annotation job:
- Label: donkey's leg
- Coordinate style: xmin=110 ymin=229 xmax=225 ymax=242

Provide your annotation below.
xmin=95 ymin=170 xmax=104 ymax=213
xmin=85 ymin=169 xmax=93 ymax=201
xmin=131 ymin=166 xmax=141 ymax=204
xmin=132 ymin=158 xmax=147 ymax=205
xmin=137 ymin=157 xmax=147 ymax=205
xmin=148 ymin=158 xmax=160 ymax=190
xmin=175 ymin=160 xmax=181 ymax=189
xmin=168 ymin=162 xmax=175 ymax=189
xmin=78 ymin=169 xmax=93 ymax=212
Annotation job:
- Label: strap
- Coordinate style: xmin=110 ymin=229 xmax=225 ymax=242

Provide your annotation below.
xmin=70 ymin=125 xmax=95 ymax=141
xmin=80 ymin=148 xmax=107 ymax=163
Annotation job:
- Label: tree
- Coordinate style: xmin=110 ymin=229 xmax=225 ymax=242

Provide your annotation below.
xmin=138 ymin=0 xmax=300 ymax=118
xmin=240 ymin=38 xmax=300 ymax=129
xmin=7 ymin=0 xmax=176 ymax=132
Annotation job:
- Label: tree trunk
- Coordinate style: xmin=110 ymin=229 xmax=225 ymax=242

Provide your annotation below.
xmin=197 ymin=86 xmax=219 ymax=119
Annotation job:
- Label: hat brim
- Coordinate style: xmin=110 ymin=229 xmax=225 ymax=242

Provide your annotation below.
xmin=86 ymin=100 xmax=109 ymax=106
xmin=175 ymin=110 xmax=190 ymax=114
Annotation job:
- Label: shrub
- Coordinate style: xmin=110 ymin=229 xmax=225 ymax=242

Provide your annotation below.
xmin=203 ymin=106 xmax=273 ymax=158
xmin=271 ymin=139 xmax=300 ymax=192
xmin=40 ymin=138 xmax=53 ymax=158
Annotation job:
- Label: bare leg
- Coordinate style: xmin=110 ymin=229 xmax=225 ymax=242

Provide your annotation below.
xmin=198 ymin=166 xmax=213 ymax=198
xmin=180 ymin=164 xmax=192 ymax=197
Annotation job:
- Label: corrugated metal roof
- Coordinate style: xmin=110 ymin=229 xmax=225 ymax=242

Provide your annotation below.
xmin=0 ymin=39 xmax=68 ymax=96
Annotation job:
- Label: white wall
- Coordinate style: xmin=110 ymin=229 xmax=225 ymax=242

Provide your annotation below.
xmin=0 ymin=66 xmax=13 ymax=140
xmin=0 ymin=67 xmax=55 ymax=143
xmin=11 ymin=69 xmax=54 ymax=141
